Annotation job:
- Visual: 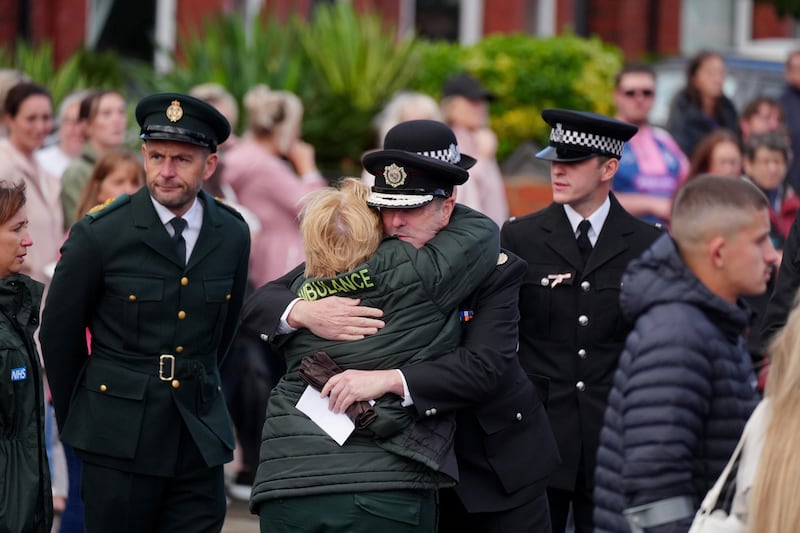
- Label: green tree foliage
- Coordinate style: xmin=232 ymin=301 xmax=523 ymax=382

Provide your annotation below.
xmin=2 ymin=5 xmax=623 ymax=173
xmin=0 ymin=41 xmax=125 ymax=109
xmin=146 ymin=13 xmax=303 ymax=133
xmin=294 ymin=3 xmax=422 ymax=174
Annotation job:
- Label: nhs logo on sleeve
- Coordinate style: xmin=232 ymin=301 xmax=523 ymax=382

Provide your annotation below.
xmin=10 ymin=366 xmax=27 ymax=382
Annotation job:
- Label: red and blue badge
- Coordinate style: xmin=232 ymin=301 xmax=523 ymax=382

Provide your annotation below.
xmin=459 ymin=310 xmax=474 ymax=322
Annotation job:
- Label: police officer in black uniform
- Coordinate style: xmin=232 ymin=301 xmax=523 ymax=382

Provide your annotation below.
xmin=40 ymin=93 xmax=251 ymax=533
xmin=501 ymin=109 xmax=662 ymax=533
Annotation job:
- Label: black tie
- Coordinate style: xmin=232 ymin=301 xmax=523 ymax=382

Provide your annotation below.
xmin=170 ymin=217 xmax=187 ymax=265
xmin=577 ymin=219 xmax=592 ymax=266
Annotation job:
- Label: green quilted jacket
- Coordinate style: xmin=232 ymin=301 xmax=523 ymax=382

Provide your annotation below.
xmin=250 ymin=205 xmax=499 ymax=506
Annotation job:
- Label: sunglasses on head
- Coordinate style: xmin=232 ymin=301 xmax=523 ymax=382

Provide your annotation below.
xmin=622 ymin=88 xmax=654 ymax=98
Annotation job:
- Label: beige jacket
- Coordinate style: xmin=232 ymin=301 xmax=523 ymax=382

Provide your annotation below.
xmin=0 ymin=139 xmax=63 ymax=285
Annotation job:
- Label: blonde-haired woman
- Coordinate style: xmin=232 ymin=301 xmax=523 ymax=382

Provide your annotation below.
xmin=222 ymin=84 xmax=326 ymax=287
xmin=251 ymin=177 xmax=502 ymax=532
xmin=731 ymin=295 xmax=800 ymax=531
xmin=300 ymin=178 xmax=382 ymax=278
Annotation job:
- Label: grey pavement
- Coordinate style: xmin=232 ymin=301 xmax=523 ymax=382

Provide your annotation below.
xmin=223 ymin=499 xmax=259 ymax=533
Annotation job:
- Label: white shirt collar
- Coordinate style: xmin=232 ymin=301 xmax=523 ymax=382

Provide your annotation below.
xmin=150 ymin=195 xmax=204 ymax=264
xmin=150 ymin=195 xmax=202 ymax=229
xmin=563 ymin=195 xmax=611 ymax=246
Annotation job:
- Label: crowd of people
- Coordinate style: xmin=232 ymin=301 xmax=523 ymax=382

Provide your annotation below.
xmin=2 ymin=45 xmax=800 ymax=533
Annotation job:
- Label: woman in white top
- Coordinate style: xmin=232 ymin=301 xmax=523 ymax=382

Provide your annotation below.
xmin=733 ymin=294 xmax=800 ymax=531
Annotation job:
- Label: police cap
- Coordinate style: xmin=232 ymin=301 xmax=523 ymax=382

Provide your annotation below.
xmin=362 ymin=120 xmax=477 ymax=209
xmin=536 ymin=108 xmax=638 ymax=162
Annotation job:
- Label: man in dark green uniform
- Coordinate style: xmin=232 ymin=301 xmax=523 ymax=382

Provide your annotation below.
xmin=40 ymin=93 xmax=251 ymax=533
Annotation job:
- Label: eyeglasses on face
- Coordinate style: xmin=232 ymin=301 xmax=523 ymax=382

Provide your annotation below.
xmin=621 ymin=89 xmax=654 ymax=98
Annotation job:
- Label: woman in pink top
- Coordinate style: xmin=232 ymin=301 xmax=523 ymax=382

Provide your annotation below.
xmin=222 ymin=85 xmax=326 ymax=287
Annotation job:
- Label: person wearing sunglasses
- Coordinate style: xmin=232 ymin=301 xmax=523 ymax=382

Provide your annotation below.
xmin=612 ymin=63 xmax=689 ymax=227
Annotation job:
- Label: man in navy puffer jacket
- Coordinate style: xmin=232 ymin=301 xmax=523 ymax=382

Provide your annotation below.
xmin=593 ymin=175 xmax=775 ymax=532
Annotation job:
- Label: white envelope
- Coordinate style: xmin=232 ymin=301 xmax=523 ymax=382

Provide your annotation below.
xmin=295 ymin=385 xmax=355 ymax=446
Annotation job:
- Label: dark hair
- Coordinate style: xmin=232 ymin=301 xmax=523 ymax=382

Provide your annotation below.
xmin=614 ymin=62 xmax=655 ymax=88
xmin=684 ymin=50 xmax=728 ymax=121
xmin=0 ymin=181 xmax=27 ymax=226
xmin=75 ymin=148 xmax=144 ymax=219
xmin=743 ymin=131 xmax=791 ymax=162
xmin=4 ymin=82 xmax=51 ymax=117
xmin=688 ymin=129 xmax=741 ymax=178
xmin=740 ymin=96 xmax=783 ymax=122
xmin=79 ymin=89 xmax=122 ymax=123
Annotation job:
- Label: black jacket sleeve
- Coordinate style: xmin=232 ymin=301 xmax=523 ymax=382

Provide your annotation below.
xmin=401 ymin=252 xmax=526 ymax=415
xmin=238 ymin=264 xmax=305 ymax=342
xmin=761 ymin=214 xmax=800 ymax=344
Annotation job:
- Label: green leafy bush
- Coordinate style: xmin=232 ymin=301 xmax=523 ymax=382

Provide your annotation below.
xmin=4 ymin=7 xmax=622 ymax=174
xmin=408 ymin=32 xmax=622 ymax=161
xmin=294 ymin=3 xmax=422 ymax=174
xmin=151 ymin=5 xmax=422 ymax=174
xmin=0 ymin=41 xmax=126 ymax=109
xmin=144 ymin=13 xmax=303 ymax=133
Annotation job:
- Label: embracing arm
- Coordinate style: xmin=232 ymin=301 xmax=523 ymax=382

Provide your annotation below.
xmin=238 ymin=264 xmax=305 ymax=342
xmin=401 ymin=253 xmax=525 ymax=415
xmin=39 ymin=223 xmax=102 ymax=431
xmin=323 ymin=252 xmax=525 ymax=415
xmin=238 ymin=264 xmax=384 ymax=344
xmin=412 ymin=204 xmax=500 ymax=310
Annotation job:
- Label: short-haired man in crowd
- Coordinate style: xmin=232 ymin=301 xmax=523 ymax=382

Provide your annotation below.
xmin=611 ymin=63 xmax=689 ymax=226
xmin=593 ymin=175 xmax=771 ymax=532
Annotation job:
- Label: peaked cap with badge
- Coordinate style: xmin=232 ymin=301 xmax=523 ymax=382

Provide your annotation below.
xmin=363 ymin=119 xmax=476 ymax=208
xmin=536 ymin=108 xmax=638 ymax=163
xmin=136 ymin=92 xmax=231 ymax=152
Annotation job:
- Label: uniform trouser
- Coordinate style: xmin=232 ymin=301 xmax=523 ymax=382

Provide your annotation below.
xmin=258 ymin=489 xmax=438 ymax=532
xmin=80 ymin=425 xmax=226 ymax=533
xmin=546 ymin=452 xmax=593 ymax=533
xmin=438 ymin=487 xmax=552 ymax=533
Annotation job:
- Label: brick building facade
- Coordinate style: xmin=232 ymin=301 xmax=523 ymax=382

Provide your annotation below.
xmin=0 ymin=0 xmax=795 ymax=67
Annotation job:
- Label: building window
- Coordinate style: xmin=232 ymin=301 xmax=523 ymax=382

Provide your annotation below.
xmin=88 ymin=0 xmax=156 ymax=62
xmin=680 ymin=0 xmax=736 ymax=54
xmin=526 ymin=0 xmax=556 ymax=36
xmin=415 ymin=0 xmax=461 ymax=41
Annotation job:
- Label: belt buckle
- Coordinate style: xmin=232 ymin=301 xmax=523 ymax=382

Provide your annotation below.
xmin=159 ymin=354 xmax=176 ymax=381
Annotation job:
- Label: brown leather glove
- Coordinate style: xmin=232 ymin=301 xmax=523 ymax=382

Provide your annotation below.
xmin=299 ymin=350 xmax=377 ymax=429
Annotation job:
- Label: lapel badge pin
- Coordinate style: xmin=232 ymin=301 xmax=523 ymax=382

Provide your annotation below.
xmin=548 ymin=272 xmax=572 ymax=289
xmin=459 ymin=310 xmax=474 ymax=322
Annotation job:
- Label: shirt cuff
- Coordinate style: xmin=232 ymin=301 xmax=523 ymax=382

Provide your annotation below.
xmin=396 ymin=369 xmax=414 ymax=407
xmin=276 ymin=298 xmax=302 ymax=335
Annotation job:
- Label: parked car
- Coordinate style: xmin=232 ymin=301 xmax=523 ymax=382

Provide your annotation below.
xmin=651 ymin=54 xmax=785 ymax=127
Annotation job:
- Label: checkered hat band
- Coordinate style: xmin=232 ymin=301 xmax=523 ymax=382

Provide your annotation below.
xmin=550 ymin=128 xmax=624 ymax=157
xmin=416 ymin=146 xmax=461 ymax=165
